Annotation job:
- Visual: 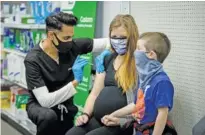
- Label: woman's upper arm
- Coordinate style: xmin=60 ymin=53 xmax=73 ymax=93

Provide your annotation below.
xmin=90 ymin=72 xmax=106 ymax=97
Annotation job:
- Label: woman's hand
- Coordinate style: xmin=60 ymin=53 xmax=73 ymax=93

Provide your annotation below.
xmin=101 ymin=115 xmax=120 ymax=126
xmin=76 ymin=114 xmax=89 ymax=126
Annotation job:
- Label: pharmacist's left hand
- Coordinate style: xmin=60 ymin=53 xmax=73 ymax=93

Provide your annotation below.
xmin=72 ymin=56 xmax=88 ymax=83
xmin=101 ymin=115 xmax=120 ymax=126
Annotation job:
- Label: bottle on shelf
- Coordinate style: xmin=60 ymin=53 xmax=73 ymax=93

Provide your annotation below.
xmin=20 ymin=3 xmax=26 ymax=15
xmin=15 ymin=5 xmax=21 ymax=24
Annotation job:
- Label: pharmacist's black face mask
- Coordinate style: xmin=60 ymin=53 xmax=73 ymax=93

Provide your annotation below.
xmin=52 ymin=33 xmax=73 ymax=53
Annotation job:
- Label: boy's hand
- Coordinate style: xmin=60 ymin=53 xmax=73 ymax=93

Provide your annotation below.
xmin=76 ymin=114 xmax=89 ymax=126
xmin=101 ymin=115 xmax=109 ymax=124
xmin=101 ymin=115 xmax=120 ymax=126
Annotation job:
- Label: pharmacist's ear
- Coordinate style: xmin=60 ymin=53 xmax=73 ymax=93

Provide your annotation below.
xmin=47 ymin=31 xmax=55 ymax=40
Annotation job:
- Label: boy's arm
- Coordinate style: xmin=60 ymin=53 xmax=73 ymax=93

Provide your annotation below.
xmin=153 ymin=80 xmax=174 ymax=134
xmin=152 ymin=107 xmax=169 ymax=135
xmin=111 ymin=103 xmax=135 ymax=117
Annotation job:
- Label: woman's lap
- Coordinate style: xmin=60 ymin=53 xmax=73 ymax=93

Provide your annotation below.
xmin=65 ymin=117 xmax=102 ymax=135
xmin=65 ymin=117 xmax=133 ymax=135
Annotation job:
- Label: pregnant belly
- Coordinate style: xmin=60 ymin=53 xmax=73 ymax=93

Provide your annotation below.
xmin=93 ymin=86 xmax=127 ymax=121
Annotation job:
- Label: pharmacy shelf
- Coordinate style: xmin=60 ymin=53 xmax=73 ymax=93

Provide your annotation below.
xmin=0 ymin=14 xmax=14 ymax=18
xmin=2 ymin=23 xmax=45 ymax=29
xmin=3 ymin=48 xmax=27 ymax=57
xmin=0 ymin=14 xmax=31 ymax=18
xmin=1 ymin=28 xmax=3 ymax=35
xmin=2 ymin=75 xmax=27 ymax=89
xmin=1 ymin=109 xmax=36 ymax=135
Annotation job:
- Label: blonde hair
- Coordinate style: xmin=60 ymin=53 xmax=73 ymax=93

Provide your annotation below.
xmin=109 ymin=14 xmax=139 ymax=92
xmin=139 ymin=32 xmax=171 ymax=63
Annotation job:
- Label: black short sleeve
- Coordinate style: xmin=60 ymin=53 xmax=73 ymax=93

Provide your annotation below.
xmin=24 ymin=60 xmax=45 ymax=91
xmin=104 ymin=53 xmax=116 ymax=71
xmin=72 ymin=38 xmax=93 ymax=55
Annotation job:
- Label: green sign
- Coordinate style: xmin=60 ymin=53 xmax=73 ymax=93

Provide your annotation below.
xmin=61 ymin=1 xmax=97 ymax=38
xmin=61 ymin=1 xmax=97 ymax=118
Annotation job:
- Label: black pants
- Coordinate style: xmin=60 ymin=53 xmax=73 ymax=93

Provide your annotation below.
xmin=26 ymin=102 xmax=77 ymax=135
xmin=65 ymin=117 xmax=133 ymax=135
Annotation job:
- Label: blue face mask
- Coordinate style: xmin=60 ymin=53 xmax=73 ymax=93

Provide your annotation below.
xmin=134 ymin=50 xmax=163 ymax=89
xmin=110 ymin=38 xmax=127 ymax=55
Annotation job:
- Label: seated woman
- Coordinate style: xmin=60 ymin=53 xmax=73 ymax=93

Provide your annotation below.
xmin=65 ymin=14 xmax=139 ymax=135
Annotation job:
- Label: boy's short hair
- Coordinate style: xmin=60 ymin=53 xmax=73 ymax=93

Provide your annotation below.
xmin=139 ymin=32 xmax=171 ymax=63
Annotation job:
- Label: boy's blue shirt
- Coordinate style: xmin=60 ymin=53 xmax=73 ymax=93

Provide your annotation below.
xmin=133 ymin=71 xmax=174 ymax=125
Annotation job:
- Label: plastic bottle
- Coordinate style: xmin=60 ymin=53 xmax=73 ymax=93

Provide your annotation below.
xmin=15 ymin=5 xmax=21 ymax=24
xmin=3 ymin=3 xmax=10 ymax=14
xmin=12 ymin=5 xmax=16 ymax=15
xmin=20 ymin=3 xmax=26 ymax=15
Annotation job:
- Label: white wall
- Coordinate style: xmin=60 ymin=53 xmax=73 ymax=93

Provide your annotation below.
xmin=130 ymin=1 xmax=205 ymax=135
xmin=95 ymin=1 xmax=124 ymax=38
xmin=94 ymin=1 xmax=122 ymax=62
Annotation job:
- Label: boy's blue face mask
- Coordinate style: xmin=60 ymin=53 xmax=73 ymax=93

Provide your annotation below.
xmin=134 ymin=50 xmax=163 ymax=89
xmin=110 ymin=38 xmax=127 ymax=55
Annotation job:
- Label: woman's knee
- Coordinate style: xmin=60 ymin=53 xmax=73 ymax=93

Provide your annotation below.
xmin=65 ymin=126 xmax=87 ymax=135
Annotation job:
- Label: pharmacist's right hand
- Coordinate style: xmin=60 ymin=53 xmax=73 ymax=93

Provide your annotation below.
xmin=72 ymin=56 xmax=88 ymax=83
xmin=76 ymin=114 xmax=89 ymax=126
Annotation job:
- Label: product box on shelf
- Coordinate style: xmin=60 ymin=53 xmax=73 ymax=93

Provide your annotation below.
xmin=43 ymin=1 xmax=53 ymax=17
xmin=28 ymin=30 xmax=35 ymax=51
xmin=2 ymin=57 xmax=8 ymax=77
xmin=30 ymin=1 xmax=60 ymax=24
xmin=21 ymin=17 xmax=35 ymax=24
xmin=0 ymin=89 xmax=11 ymax=109
xmin=20 ymin=29 xmax=30 ymax=53
xmin=7 ymin=53 xmax=15 ymax=81
xmin=6 ymin=54 xmax=26 ymax=85
xmin=3 ymin=28 xmax=10 ymax=49
xmin=9 ymin=29 xmax=15 ymax=49
xmin=13 ymin=56 xmax=22 ymax=82
xmin=31 ymin=30 xmax=39 ymax=45
xmin=1 ymin=81 xmax=13 ymax=109
xmin=15 ymin=29 xmax=21 ymax=50
xmin=20 ymin=56 xmax=27 ymax=86
xmin=10 ymin=86 xmax=29 ymax=120
xmin=31 ymin=30 xmax=46 ymax=46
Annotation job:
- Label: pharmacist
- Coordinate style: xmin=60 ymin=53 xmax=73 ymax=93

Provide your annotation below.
xmin=24 ymin=12 xmax=111 ymax=135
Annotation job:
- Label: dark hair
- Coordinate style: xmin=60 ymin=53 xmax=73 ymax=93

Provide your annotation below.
xmin=139 ymin=32 xmax=171 ymax=63
xmin=45 ymin=12 xmax=78 ymax=32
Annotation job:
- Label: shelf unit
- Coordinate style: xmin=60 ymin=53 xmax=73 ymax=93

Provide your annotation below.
xmin=3 ymin=48 xmax=27 ymax=57
xmin=1 ymin=109 xmax=36 ymax=135
xmin=0 ymin=14 xmax=31 ymax=18
xmin=2 ymin=75 xmax=27 ymax=89
xmin=2 ymin=23 xmax=46 ymax=29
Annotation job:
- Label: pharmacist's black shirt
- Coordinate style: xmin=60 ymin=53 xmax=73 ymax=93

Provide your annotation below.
xmin=24 ymin=38 xmax=93 ymax=105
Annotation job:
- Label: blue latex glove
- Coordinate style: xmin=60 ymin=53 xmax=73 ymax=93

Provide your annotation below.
xmin=72 ymin=56 xmax=88 ymax=83
xmin=95 ymin=49 xmax=111 ymax=73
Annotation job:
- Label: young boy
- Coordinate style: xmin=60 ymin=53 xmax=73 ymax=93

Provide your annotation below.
xmin=102 ymin=32 xmax=175 ymax=135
